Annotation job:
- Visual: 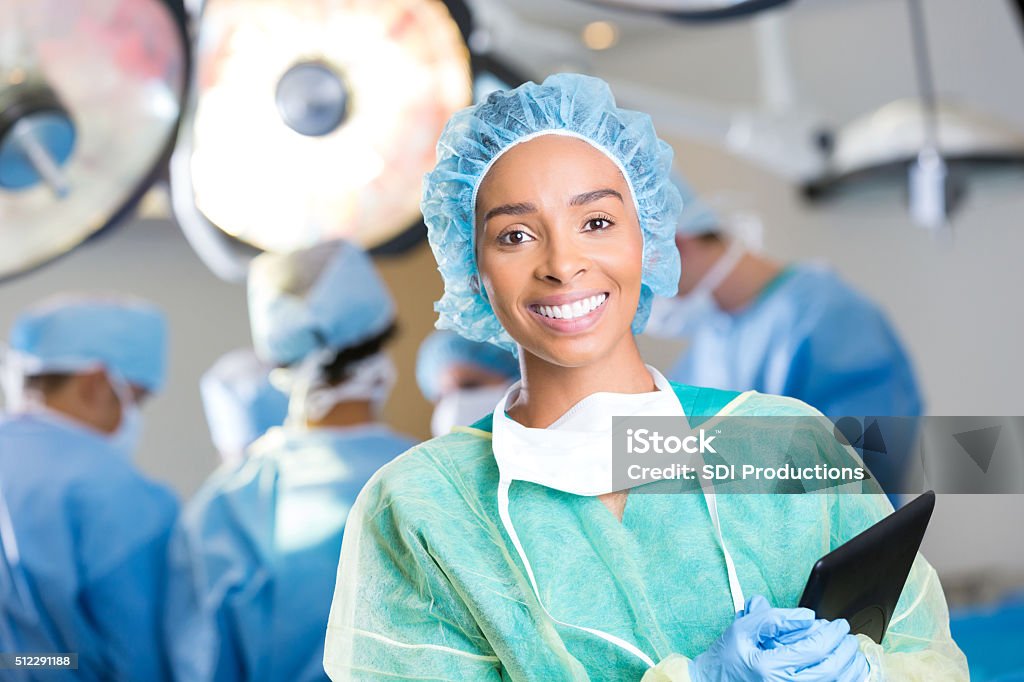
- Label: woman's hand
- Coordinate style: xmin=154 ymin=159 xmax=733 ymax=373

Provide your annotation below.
xmin=687 ymin=595 xmax=868 ymax=681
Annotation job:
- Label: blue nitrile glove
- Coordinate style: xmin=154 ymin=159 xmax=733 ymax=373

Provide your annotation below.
xmin=689 ymin=595 xmax=869 ymax=681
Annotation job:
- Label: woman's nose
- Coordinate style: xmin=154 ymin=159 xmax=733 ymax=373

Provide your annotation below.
xmin=537 ymin=231 xmax=590 ymax=284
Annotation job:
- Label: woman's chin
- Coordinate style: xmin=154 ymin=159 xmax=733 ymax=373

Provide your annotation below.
xmin=519 ymin=334 xmax=615 ymax=370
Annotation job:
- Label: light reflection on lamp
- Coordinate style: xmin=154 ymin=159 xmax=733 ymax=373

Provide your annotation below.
xmin=177 ymin=0 xmax=474 ymax=256
xmin=0 ymin=0 xmax=187 ymax=280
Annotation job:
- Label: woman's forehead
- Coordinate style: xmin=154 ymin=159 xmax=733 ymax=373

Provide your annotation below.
xmin=479 ymin=135 xmax=630 ymax=204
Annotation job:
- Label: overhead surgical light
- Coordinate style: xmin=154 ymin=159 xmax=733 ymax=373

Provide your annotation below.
xmin=803 ymin=0 xmax=1024 ymax=229
xmin=607 ymin=0 xmax=1024 ymax=231
xmin=804 ymin=99 xmax=1024 ymax=206
xmin=172 ymin=0 xmax=475 ymax=274
xmin=572 ymin=0 xmax=792 ymax=22
xmin=0 ymin=0 xmax=188 ymax=280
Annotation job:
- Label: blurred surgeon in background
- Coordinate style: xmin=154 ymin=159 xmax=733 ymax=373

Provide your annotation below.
xmin=165 ymin=240 xmax=415 ymax=682
xmin=647 ymin=172 xmax=923 ymax=419
xmin=0 ymin=295 xmax=177 ymax=681
xmin=646 ymin=173 xmax=923 ymax=494
xmin=417 ymin=330 xmax=519 ymax=437
xmin=199 ymin=347 xmax=288 ymax=467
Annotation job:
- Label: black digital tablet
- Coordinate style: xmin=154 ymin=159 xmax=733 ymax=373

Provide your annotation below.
xmin=798 ymin=491 xmax=936 ymax=644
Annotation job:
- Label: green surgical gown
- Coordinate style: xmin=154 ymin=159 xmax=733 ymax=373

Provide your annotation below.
xmin=324 ymin=383 xmax=967 ymax=681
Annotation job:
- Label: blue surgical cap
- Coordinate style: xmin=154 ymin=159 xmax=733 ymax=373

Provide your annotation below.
xmin=247 ymin=239 xmax=395 ymax=367
xmin=422 ymin=73 xmax=683 ymax=352
xmin=415 ymin=330 xmax=519 ymax=402
xmin=671 ymin=170 xmax=720 ymax=236
xmin=200 ymin=348 xmax=288 ymax=456
xmin=9 ymin=295 xmax=168 ymax=392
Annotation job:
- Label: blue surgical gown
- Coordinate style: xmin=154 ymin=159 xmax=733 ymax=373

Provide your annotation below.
xmin=667 ymin=265 xmax=923 ymax=496
xmin=165 ymin=424 xmax=416 ymax=682
xmin=0 ymin=412 xmax=179 ymax=681
xmin=666 ymin=264 xmax=923 ymax=419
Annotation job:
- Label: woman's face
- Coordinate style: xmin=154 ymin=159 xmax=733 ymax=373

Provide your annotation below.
xmin=475 ymin=135 xmax=644 ymax=368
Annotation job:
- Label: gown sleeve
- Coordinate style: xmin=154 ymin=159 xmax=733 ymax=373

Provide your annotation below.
xmin=323 ymin=461 xmax=504 ymax=681
xmin=831 ymin=493 xmax=969 ymax=681
xmin=817 ymin=415 xmax=969 ymax=682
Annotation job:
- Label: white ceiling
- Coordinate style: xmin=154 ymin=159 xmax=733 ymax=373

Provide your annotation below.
xmin=470 ymin=0 xmax=1024 ymax=127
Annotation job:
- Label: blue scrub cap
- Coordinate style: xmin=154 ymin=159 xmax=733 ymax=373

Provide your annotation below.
xmin=671 ymin=170 xmax=720 ymax=236
xmin=200 ymin=348 xmax=288 ymax=456
xmin=247 ymin=239 xmax=395 ymax=367
xmin=8 ymin=295 xmax=168 ymax=392
xmin=422 ymin=72 xmax=683 ymax=352
xmin=415 ymin=330 xmax=519 ymax=402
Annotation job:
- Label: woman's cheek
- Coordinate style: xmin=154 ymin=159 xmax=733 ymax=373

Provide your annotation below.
xmin=480 ymin=276 xmax=514 ymax=328
xmin=488 ymin=253 xmax=527 ymax=304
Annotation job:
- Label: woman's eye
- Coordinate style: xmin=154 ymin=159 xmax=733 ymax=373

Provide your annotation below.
xmin=499 ymin=230 xmax=532 ymax=245
xmin=586 ymin=217 xmax=613 ymax=231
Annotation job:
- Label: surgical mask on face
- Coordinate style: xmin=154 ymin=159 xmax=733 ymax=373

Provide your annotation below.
xmin=645 ymin=239 xmax=746 ymax=339
xmin=109 ymin=403 xmax=142 ymax=458
xmin=108 ymin=376 xmax=143 ymax=459
xmin=0 ymin=346 xmax=43 ymax=414
xmin=430 ymin=383 xmax=511 ymax=437
xmin=0 ymin=361 xmax=26 ymax=413
xmin=1 ymin=349 xmax=145 ymax=455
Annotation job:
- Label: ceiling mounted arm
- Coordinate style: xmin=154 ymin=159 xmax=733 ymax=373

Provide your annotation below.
xmin=567 ymin=0 xmax=793 ymax=23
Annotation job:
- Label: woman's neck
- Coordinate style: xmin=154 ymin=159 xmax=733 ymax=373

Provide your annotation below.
xmin=508 ymin=334 xmax=654 ymax=428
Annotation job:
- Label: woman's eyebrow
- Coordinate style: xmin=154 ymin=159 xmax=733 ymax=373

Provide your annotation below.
xmin=569 ymin=188 xmax=623 ymax=206
xmin=483 ymin=202 xmax=537 ymax=223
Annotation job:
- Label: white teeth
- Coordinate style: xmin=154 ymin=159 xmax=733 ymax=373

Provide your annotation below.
xmin=534 ymin=293 xmax=608 ymax=320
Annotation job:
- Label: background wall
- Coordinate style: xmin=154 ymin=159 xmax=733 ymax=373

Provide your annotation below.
xmin=2 ymin=0 xmax=1021 ymax=592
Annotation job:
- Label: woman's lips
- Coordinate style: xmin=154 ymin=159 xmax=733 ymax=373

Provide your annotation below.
xmin=527 ymin=292 xmax=609 ymax=333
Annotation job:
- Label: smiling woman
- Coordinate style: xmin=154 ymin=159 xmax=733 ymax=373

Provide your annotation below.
xmin=475 ymin=134 xmax=645 ymax=374
xmin=322 ymin=74 xmax=968 ymax=682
